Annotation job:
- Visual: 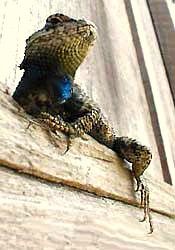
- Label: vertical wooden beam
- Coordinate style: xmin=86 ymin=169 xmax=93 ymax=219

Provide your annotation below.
xmin=124 ymin=0 xmax=175 ymax=185
xmin=147 ymin=0 xmax=175 ymax=105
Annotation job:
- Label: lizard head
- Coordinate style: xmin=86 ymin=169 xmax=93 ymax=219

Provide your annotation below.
xmin=20 ymin=13 xmax=97 ymax=80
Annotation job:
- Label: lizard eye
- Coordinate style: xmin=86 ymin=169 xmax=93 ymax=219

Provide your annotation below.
xmin=49 ymin=17 xmax=61 ymax=25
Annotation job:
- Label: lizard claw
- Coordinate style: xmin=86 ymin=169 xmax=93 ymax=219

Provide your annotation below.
xmin=134 ymin=176 xmax=153 ymax=233
xmin=63 ymin=135 xmax=74 ymax=154
xmin=63 ymin=138 xmax=72 ymax=154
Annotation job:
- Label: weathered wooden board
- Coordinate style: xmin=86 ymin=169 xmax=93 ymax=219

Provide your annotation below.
xmin=0 ymin=166 xmax=175 ymax=250
xmin=0 ymin=83 xmax=175 ymax=217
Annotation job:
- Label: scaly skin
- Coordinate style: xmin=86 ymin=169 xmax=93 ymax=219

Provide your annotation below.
xmin=13 ymin=13 xmax=153 ymax=233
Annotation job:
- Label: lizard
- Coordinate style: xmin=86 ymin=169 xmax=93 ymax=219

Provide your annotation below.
xmin=12 ymin=13 xmax=153 ymax=233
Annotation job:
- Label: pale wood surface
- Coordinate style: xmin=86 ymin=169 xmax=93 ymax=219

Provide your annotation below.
xmin=0 ymin=166 xmax=175 ymax=250
xmin=0 ymin=84 xmax=175 ymax=217
xmin=0 ymin=0 xmax=165 ymax=181
xmin=0 ymin=1 xmax=175 ymax=248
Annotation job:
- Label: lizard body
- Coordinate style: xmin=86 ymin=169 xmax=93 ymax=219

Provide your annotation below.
xmin=13 ymin=13 xmax=153 ymax=233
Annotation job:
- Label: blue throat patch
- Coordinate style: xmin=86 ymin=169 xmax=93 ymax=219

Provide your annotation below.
xmin=52 ymin=75 xmax=72 ymax=103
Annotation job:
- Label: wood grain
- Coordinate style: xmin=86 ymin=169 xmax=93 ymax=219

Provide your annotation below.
xmin=0 ymin=1 xmax=175 ymax=248
xmin=0 ymin=166 xmax=175 ymax=250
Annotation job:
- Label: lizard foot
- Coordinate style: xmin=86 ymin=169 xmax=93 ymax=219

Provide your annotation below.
xmin=39 ymin=112 xmax=79 ymax=154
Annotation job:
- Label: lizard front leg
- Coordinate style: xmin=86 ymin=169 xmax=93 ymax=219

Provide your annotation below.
xmin=39 ymin=107 xmax=101 ymax=152
xmin=114 ymin=136 xmax=153 ymax=233
xmin=89 ymin=117 xmax=153 ymax=233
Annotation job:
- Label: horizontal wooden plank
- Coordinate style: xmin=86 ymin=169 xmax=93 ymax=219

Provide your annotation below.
xmin=0 ymin=83 xmax=175 ymax=218
xmin=0 ymin=166 xmax=175 ymax=250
